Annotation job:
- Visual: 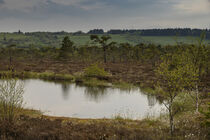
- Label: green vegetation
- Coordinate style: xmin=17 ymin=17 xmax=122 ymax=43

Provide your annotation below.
xmin=1 ymin=32 xmax=210 ymax=49
xmin=113 ymin=81 xmax=135 ymax=90
xmin=78 ymin=64 xmax=111 ymax=87
xmin=81 ymin=78 xmax=111 ymax=87
xmin=140 ymin=36 xmax=210 ymax=46
xmin=84 ymin=64 xmax=110 ymax=78
xmin=0 ymin=71 xmax=74 ymax=82
xmin=201 ymin=101 xmax=210 ymax=128
xmin=59 ymin=36 xmax=74 ymax=59
xmin=0 ymin=77 xmax=24 ymax=123
xmin=39 ymin=72 xmax=74 ymax=81
xmin=0 ymin=31 xmax=209 ymax=139
xmin=90 ymin=35 xmax=115 ymax=63
xmin=156 ymin=50 xmax=198 ymax=135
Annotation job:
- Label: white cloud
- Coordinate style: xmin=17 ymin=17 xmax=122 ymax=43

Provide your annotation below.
xmin=173 ymin=0 xmax=210 ymax=14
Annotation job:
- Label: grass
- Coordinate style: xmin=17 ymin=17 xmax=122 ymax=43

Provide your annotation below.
xmin=39 ymin=72 xmax=74 ymax=81
xmin=113 ymin=81 xmax=135 ymax=90
xmin=1 ymin=33 xmax=210 ymax=48
xmin=0 ymin=71 xmax=74 ymax=82
xmin=19 ymin=108 xmax=43 ymax=118
xmin=112 ymin=109 xmax=138 ymax=121
xmin=2 ymin=107 xmax=207 ymax=140
xmin=81 ymin=77 xmax=111 ymax=87
xmin=0 ymin=70 xmax=135 ymax=89
xmin=141 ymin=36 xmax=210 ymax=46
xmin=84 ymin=63 xmax=110 ymax=78
xmin=0 ymin=70 xmax=208 ymax=139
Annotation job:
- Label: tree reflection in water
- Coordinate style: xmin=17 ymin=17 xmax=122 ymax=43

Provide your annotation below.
xmin=61 ymin=83 xmax=71 ymax=100
xmin=84 ymin=86 xmax=108 ymax=102
xmin=147 ymin=95 xmax=157 ymax=107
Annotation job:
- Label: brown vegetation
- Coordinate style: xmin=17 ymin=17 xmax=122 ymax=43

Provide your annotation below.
xmin=0 ymin=59 xmax=156 ymax=88
xmin=0 ymin=113 xmax=208 ymax=140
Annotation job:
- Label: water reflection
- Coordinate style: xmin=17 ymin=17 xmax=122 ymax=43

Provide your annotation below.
xmin=84 ymin=86 xmax=108 ymax=102
xmin=61 ymin=83 xmax=71 ymax=100
xmin=147 ymin=95 xmax=157 ymax=107
xmin=23 ymin=79 xmax=164 ymax=118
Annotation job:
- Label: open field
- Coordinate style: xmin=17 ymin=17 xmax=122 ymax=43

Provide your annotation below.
xmin=1 ymin=33 xmax=210 ymax=48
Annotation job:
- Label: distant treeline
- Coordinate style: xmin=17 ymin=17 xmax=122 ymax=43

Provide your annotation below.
xmin=18 ymin=28 xmax=210 ymax=39
xmin=88 ymin=28 xmax=210 ymax=39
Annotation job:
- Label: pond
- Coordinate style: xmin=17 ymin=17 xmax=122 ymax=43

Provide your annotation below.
xmin=23 ymin=79 xmax=165 ymax=119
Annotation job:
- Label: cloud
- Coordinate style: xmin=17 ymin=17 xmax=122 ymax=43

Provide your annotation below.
xmin=0 ymin=0 xmax=89 ymax=19
xmin=0 ymin=0 xmax=179 ymax=19
xmin=2 ymin=0 xmax=43 ymax=11
xmin=0 ymin=0 xmax=4 ymax=5
xmin=0 ymin=0 xmax=209 ymax=31
xmin=173 ymin=0 xmax=210 ymax=14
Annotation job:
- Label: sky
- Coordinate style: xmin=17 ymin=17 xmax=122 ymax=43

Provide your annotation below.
xmin=0 ymin=0 xmax=209 ymax=32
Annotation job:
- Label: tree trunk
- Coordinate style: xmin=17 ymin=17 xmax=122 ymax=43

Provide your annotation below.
xmin=169 ymin=104 xmax=174 ymax=136
xmin=103 ymin=46 xmax=107 ymax=63
xmin=195 ymin=84 xmax=199 ymax=113
xmin=9 ymin=55 xmax=12 ymax=70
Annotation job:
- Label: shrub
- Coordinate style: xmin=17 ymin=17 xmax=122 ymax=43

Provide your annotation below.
xmin=173 ymin=92 xmax=195 ymax=114
xmin=84 ymin=64 xmax=109 ymax=78
xmin=83 ymin=78 xmax=111 ymax=87
xmin=0 ymin=78 xmax=24 ymax=123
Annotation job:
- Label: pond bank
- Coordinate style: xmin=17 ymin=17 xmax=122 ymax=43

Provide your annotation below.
xmin=0 ymin=73 xmax=209 ymax=139
xmin=1 ymin=109 xmax=208 ymax=140
xmin=0 ymin=70 xmax=142 ymax=89
xmin=0 ymin=60 xmax=157 ymax=88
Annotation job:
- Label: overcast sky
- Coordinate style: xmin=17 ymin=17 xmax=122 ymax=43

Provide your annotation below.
xmin=0 ymin=0 xmax=210 ymax=32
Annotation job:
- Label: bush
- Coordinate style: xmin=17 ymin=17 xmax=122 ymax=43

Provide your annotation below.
xmin=84 ymin=64 xmax=109 ymax=78
xmin=173 ymin=92 xmax=195 ymax=114
xmin=0 ymin=78 xmax=24 ymax=123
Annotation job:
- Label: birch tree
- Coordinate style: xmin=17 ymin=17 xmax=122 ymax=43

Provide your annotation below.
xmin=156 ymin=52 xmax=197 ymax=136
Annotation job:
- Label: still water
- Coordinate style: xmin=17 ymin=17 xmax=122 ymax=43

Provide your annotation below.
xmin=23 ymin=79 xmax=164 ymax=119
